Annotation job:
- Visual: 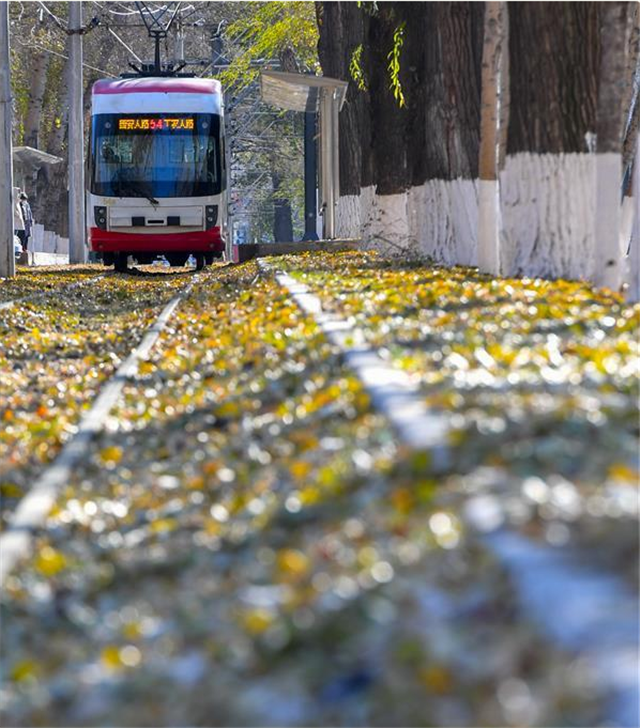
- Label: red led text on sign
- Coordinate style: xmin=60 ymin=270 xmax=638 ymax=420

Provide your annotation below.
xmin=118 ymin=118 xmax=195 ymax=131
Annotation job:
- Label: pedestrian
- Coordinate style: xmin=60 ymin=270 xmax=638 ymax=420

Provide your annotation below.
xmin=13 ymin=187 xmax=24 ymax=248
xmin=19 ymin=192 xmax=33 ymax=252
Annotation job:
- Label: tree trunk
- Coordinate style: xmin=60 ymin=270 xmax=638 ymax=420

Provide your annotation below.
xmin=621 ymin=0 xmax=639 ymax=169
xmin=317 ymin=2 xmax=485 ymax=260
xmin=363 ymin=3 xmax=411 ymax=251
xmin=620 ymin=3 xmax=638 ymax=275
xmin=627 ymin=134 xmax=640 ymax=301
xmin=317 ymin=1 xmax=360 ymax=238
xmin=594 ymin=2 xmax=629 ymax=291
xmin=23 ymin=50 xmax=50 ymax=148
xmin=501 ymin=2 xmax=600 ymax=279
xmin=477 ymin=2 xmax=508 ymax=275
xmin=46 ymin=58 xmax=70 ymax=157
xmin=47 ymin=55 xmax=71 ymax=157
xmin=38 ymin=57 xmax=71 ymax=238
xmin=410 ymin=2 xmax=484 ymax=265
xmin=272 ymin=171 xmax=293 ymax=242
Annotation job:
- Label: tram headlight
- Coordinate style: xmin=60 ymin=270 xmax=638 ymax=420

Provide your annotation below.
xmin=94 ymin=206 xmax=107 ymax=230
xmin=205 ymin=205 xmax=218 ymax=229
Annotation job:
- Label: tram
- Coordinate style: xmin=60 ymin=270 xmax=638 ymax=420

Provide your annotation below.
xmin=88 ymin=77 xmax=228 ymax=271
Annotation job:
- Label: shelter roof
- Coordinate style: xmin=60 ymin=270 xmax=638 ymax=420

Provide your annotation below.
xmin=13 ymin=146 xmax=63 ymax=168
xmin=260 ymin=71 xmax=348 ymax=113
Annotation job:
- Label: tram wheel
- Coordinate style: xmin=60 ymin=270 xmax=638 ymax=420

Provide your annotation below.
xmin=195 ymin=254 xmax=206 ymax=271
xmin=114 ymin=253 xmax=128 ymax=273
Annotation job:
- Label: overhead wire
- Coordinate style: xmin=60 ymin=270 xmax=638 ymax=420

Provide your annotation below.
xmin=106 ymin=26 xmax=143 ymax=63
xmin=36 ymin=1 xmax=68 ymax=30
xmin=13 ymin=36 xmax=117 ymax=77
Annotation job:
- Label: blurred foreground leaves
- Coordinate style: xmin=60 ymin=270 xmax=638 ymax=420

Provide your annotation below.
xmin=0 ymin=253 xmax=637 ymax=727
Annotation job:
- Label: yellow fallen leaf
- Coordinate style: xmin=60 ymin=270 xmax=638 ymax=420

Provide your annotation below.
xmin=242 ymin=608 xmax=275 ymax=634
xmin=608 ymin=463 xmax=639 ymax=483
xmin=276 ymin=549 xmax=310 ymax=579
xmin=10 ymin=659 xmax=38 ymax=682
xmin=34 ymin=545 xmax=67 ymax=577
xmin=101 ymin=645 xmax=124 ymax=670
xmin=99 ymin=446 xmax=123 ymax=465
xmin=419 ymin=665 xmax=453 ymax=695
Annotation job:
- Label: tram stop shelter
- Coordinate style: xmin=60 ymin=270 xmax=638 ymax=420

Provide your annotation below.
xmin=260 ymin=70 xmax=348 ymax=241
xmin=12 ymin=146 xmax=63 ymax=193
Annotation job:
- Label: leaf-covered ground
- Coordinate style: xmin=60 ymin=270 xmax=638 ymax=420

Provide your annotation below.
xmin=0 ymin=266 xmax=194 ymax=525
xmin=0 ymin=253 xmax=638 ymax=727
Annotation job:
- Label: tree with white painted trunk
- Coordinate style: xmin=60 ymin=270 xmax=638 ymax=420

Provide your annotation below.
xmin=501 ymin=2 xmax=600 ymax=280
xmin=620 ymin=3 xmax=639 ymax=284
xmin=317 ymin=2 xmax=485 ymax=259
xmin=628 ymin=134 xmax=640 ymax=302
xmin=477 ymin=2 xmax=507 ymax=276
xmin=412 ymin=3 xmax=484 ymax=266
xmin=594 ymin=2 xmax=630 ymax=291
xmin=363 ymin=3 xmax=411 ymax=252
xmin=316 ymin=1 xmax=367 ymax=239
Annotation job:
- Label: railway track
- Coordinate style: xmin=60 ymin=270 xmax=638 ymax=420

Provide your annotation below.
xmin=261 ymin=258 xmax=639 ymax=727
xmin=0 ymin=269 xmax=106 ymax=311
xmin=0 ymin=267 xmax=205 ymax=578
xmin=0 ymin=254 xmax=636 ymax=726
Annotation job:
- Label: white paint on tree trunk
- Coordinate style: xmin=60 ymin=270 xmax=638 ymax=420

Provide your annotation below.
xmin=406 ymin=184 xmax=426 ymax=251
xmin=358 ymin=187 xmax=414 ymax=255
xmin=335 ymin=194 xmax=362 ymax=239
xmin=500 ymin=153 xmax=595 ymax=279
xmin=620 ymin=195 xmax=634 ymax=255
xmin=344 ymin=181 xmax=479 ymax=264
xmin=620 ymin=195 xmax=634 ymax=293
xmin=477 ymin=179 xmax=501 ymax=274
xmin=627 ymin=136 xmax=640 ymax=302
xmin=409 ymin=179 xmax=478 ymax=266
xmin=359 ymin=185 xmax=377 ymax=245
xmin=366 ymin=191 xmax=410 ymax=253
xmin=594 ymin=153 xmax=623 ymax=291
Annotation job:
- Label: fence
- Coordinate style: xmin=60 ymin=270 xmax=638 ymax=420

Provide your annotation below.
xmin=30 ymin=223 xmax=69 ymax=255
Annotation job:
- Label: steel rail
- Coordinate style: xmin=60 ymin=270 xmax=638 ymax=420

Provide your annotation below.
xmin=0 ymin=272 xmax=106 ymax=313
xmin=0 ymin=272 xmax=201 ymax=584
xmin=259 ymin=261 xmax=450 ymax=458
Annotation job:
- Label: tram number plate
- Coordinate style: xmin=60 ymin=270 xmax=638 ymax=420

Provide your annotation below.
xmin=118 ymin=117 xmax=195 ymax=131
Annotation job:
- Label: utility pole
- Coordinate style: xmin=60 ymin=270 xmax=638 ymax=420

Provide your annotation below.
xmin=210 ymin=22 xmax=225 ymax=71
xmin=0 ymin=1 xmax=15 ymax=278
xmin=68 ymin=1 xmax=86 ymax=264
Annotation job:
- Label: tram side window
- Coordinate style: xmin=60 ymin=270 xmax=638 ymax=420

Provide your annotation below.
xmin=207 ymin=137 xmax=218 ymax=184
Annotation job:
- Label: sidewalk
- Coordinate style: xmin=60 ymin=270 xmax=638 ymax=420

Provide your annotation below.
xmin=0 ymin=252 xmax=638 ymax=727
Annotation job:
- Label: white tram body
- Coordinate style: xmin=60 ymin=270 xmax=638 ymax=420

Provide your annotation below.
xmin=88 ymin=77 xmax=227 ymax=268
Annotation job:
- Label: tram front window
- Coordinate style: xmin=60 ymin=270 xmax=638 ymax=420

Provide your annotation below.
xmin=90 ymin=113 xmax=222 ymax=198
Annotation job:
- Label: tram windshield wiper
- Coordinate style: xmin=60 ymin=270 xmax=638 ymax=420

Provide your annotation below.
xmin=115 ymin=179 xmax=159 ymax=206
xmin=143 ymin=192 xmax=159 ymax=207
xmin=126 ymin=181 xmax=159 ymax=206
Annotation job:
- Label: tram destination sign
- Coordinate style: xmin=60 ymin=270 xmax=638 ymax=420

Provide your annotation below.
xmin=118 ymin=117 xmax=195 ymax=131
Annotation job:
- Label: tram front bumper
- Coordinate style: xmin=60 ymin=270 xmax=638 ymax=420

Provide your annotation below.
xmin=89 ymin=227 xmax=224 ymax=253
